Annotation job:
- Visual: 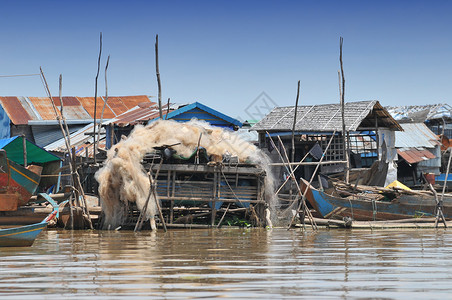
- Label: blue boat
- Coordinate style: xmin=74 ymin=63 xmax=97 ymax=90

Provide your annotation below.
xmin=0 ymin=209 xmax=57 ymax=247
xmin=301 ymin=179 xmax=452 ymax=221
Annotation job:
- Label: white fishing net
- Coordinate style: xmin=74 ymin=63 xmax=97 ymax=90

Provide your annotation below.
xmin=95 ymin=119 xmax=277 ymax=229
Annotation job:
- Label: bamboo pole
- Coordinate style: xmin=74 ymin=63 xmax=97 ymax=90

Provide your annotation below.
xmin=441 ymin=148 xmax=452 ymax=203
xmin=291 ymin=81 xmax=300 ymax=164
xmin=98 ymin=54 xmax=110 ymax=148
xmin=165 ymin=98 xmax=170 ymax=120
xmin=339 ymin=37 xmax=350 ymax=184
xmin=22 ymin=134 xmax=27 ymax=167
xmin=40 ymin=68 xmax=93 ymax=229
xmin=290 ymin=81 xmax=301 ymax=197
xmin=155 ymin=34 xmax=163 ymax=119
xmin=93 ymin=32 xmax=102 ymax=164
xmin=429 ymin=183 xmax=447 ymax=228
xmin=265 ymin=132 xmax=317 ymax=230
xmin=286 ymin=131 xmax=337 ymax=229
xmin=276 ymin=135 xmax=317 ymax=230
xmin=135 ymin=159 xmax=167 ymax=232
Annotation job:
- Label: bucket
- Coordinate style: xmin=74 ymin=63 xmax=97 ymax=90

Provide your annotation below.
xmin=424 ymin=173 xmax=435 ymax=185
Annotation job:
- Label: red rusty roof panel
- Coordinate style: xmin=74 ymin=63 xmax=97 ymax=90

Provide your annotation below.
xmin=102 ymin=97 xmax=129 ymax=117
xmin=0 ymin=97 xmax=33 ymax=125
xmin=116 ymin=95 xmax=153 ymax=110
xmin=61 ymin=106 xmax=92 ymax=120
xmin=76 ymin=97 xmax=115 ymax=119
xmin=112 ymin=103 xmax=170 ymax=127
xmin=51 ymin=96 xmax=81 ymax=107
xmin=17 ymin=96 xmax=40 ymax=121
xmin=28 ymin=97 xmax=60 ymax=120
xmin=397 ymin=148 xmax=436 ymax=164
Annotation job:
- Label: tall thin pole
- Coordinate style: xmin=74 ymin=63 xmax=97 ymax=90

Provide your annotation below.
xmin=40 ymin=67 xmax=93 ymax=229
xmin=98 ymin=55 xmax=110 ymax=148
xmin=291 ymin=81 xmax=300 ymax=164
xmin=339 ymin=37 xmax=350 ymax=183
xmin=94 ymin=32 xmax=102 ymax=164
xmin=155 ymin=34 xmax=163 ymax=119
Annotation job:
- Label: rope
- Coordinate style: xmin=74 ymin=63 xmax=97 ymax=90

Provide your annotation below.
xmin=0 ymin=73 xmax=40 ymax=78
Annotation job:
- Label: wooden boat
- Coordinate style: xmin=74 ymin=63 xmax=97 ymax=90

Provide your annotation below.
xmin=301 ymin=179 xmax=452 ymax=221
xmin=0 ymin=209 xmax=57 ymax=247
xmin=0 ymin=149 xmax=41 ymax=211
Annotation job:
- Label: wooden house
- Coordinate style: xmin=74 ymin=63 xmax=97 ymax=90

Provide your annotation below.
xmin=251 ymin=100 xmax=402 ymax=188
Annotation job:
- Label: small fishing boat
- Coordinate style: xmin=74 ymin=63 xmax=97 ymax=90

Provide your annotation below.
xmin=301 ymin=179 xmax=452 ymax=221
xmin=0 ymin=137 xmax=61 ymax=211
xmin=0 ymin=209 xmax=57 ymax=247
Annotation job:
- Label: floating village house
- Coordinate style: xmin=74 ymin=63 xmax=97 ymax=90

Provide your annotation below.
xmin=394 ymin=123 xmax=442 ymax=187
xmin=386 ymin=103 xmax=452 ymax=137
xmin=251 ymin=100 xmax=403 ymax=189
xmin=386 ymin=103 xmax=452 ymax=187
xmin=103 ymin=101 xmax=242 ymax=149
xmin=0 ymin=95 xmax=155 ymax=148
xmin=0 ymin=95 xmax=157 ymax=193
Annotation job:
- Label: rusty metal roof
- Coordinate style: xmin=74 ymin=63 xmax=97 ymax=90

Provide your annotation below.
xmin=397 ymin=148 xmax=436 ymax=164
xmin=107 ymin=102 xmax=171 ymax=127
xmin=28 ymin=97 xmax=59 ymax=120
xmin=76 ymin=97 xmax=113 ymax=119
xmin=0 ymin=95 xmax=154 ymax=125
xmin=0 ymin=97 xmax=33 ymax=125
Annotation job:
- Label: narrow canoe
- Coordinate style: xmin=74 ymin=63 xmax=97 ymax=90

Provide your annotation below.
xmin=0 ymin=209 xmax=57 ymax=247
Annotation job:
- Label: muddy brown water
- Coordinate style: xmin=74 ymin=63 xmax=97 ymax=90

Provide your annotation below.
xmin=1 ymin=228 xmax=451 ymax=299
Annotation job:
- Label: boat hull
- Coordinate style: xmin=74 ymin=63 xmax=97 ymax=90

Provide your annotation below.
xmin=0 ymin=222 xmax=48 ymax=247
xmin=302 ymin=181 xmax=452 ymax=221
xmin=0 ymin=152 xmax=40 ymax=210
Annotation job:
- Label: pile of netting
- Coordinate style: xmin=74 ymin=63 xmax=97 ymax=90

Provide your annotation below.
xmin=95 ymin=119 xmax=276 ymax=229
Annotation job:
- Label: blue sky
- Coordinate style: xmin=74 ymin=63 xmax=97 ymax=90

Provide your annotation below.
xmin=0 ymin=0 xmax=451 ymax=119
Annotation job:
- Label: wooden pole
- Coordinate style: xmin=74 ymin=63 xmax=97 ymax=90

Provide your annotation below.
xmin=265 ymin=132 xmax=318 ymax=230
xmin=291 ymin=81 xmax=300 ymax=164
xmin=40 ymin=67 xmax=93 ymax=229
xmin=98 ymin=54 xmax=110 ymax=148
xmin=22 ymin=134 xmax=27 ymax=167
xmin=135 ymin=159 xmax=166 ymax=232
xmin=339 ymin=37 xmax=349 ymax=184
xmin=59 ymin=75 xmax=72 ymax=148
xmin=440 ymin=147 xmax=452 ymax=202
xmin=285 ymin=131 xmax=337 ymax=229
xmin=276 ymin=135 xmax=317 ymax=230
xmin=155 ymin=34 xmax=163 ymax=119
xmin=93 ymin=32 xmax=102 ymax=164
xmin=165 ymin=98 xmax=170 ymax=120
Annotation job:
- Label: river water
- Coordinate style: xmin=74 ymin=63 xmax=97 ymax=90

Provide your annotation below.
xmin=1 ymin=227 xmax=451 ymax=299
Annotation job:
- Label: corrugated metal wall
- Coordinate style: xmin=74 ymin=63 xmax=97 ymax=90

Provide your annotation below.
xmin=32 ymin=125 xmax=85 ymax=148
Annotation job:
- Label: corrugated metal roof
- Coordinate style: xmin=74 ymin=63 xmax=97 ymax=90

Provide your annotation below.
xmin=33 ymin=125 xmax=86 ymax=148
xmin=397 ymin=148 xmax=436 ymax=164
xmin=76 ymin=97 xmax=111 ymax=119
xmin=28 ymin=97 xmax=58 ymax=120
xmin=252 ymin=100 xmax=402 ymax=132
xmin=107 ymin=102 xmax=171 ymax=127
xmin=163 ymin=102 xmax=243 ymax=127
xmin=395 ymin=123 xmax=440 ymax=148
xmin=387 ymin=103 xmax=452 ymax=122
xmin=0 ymin=97 xmax=33 ymax=124
xmin=0 ymin=95 xmax=154 ymax=125
xmin=108 ymin=95 xmax=152 ymax=111
xmin=44 ymin=123 xmax=106 ymax=158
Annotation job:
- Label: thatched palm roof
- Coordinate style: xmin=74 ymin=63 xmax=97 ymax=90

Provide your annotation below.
xmin=252 ymin=100 xmax=402 ymax=132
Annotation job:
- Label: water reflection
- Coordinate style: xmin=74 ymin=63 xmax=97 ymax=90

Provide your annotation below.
xmin=0 ymin=228 xmax=451 ymax=298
